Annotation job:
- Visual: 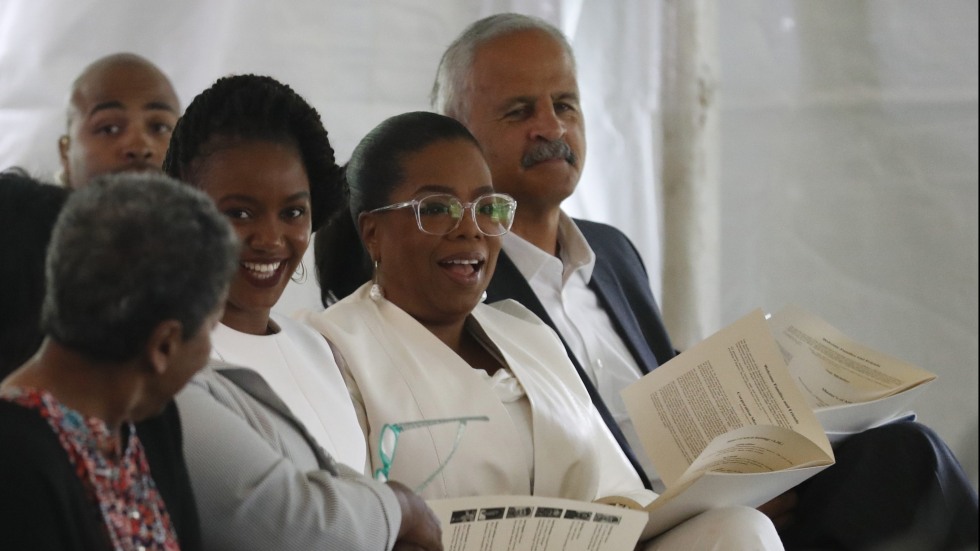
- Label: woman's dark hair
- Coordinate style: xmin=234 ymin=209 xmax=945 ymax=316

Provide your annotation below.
xmin=313 ymin=165 xmax=373 ymax=305
xmin=314 ymin=111 xmax=480 ymax=306
xmin=346 ymin=111 xmax=480 ymax=216
xmin=163 ymin=74 xmax=343 ymax=231
xmin=0 ymin=169 xmax=69 ymax=377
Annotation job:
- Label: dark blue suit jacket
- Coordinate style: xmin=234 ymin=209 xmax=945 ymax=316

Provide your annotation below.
xmin=488 ymin=219 xmax=978 ymax=548
xmin=486 ymin=219 xmax=674 ymax=489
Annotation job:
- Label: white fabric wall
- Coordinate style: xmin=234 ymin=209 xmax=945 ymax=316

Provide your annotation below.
xmin=0 ymin=0 xmax=663 ymax=316
xmin=716 ymin=0 xmax=978 ymax=487
xmin=659 ymin=0 xmax=722 ymax=351
xmin=1 ymin=0 xmax=975 ymax=489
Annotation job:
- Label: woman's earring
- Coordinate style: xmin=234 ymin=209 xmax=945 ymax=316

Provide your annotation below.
xmin=481 ymin=290 xmax=488 ymax=303
xmin=291 ymin=261 xmax=307 ymax=284
xmin=370 ymin=259 xmax=384 ymax=301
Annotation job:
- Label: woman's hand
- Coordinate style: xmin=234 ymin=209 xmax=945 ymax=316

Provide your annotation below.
xmin=387 ymin=480 xmax=444 ymax=551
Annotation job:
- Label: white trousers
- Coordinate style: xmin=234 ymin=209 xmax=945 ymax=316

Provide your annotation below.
xmin=643 ymin=506 xmax=783 ymax=551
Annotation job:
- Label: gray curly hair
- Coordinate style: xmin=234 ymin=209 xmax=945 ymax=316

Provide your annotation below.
xmin=42 ymin=172 xmax=239 ymax=361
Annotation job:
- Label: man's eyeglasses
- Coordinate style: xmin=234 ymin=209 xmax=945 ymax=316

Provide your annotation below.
xmin=373 ymin=415 xmax=489 ymax=492
xmin=369 ymin=193 xmax=516 ymax=236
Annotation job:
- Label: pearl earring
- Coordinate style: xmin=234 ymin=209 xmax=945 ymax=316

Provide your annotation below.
xmin=370 ymin=259 xmax=384 ymax=301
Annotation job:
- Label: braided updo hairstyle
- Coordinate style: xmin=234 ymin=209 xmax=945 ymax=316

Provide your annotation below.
xmin=163 ymin=74 xmax=343 ymax=231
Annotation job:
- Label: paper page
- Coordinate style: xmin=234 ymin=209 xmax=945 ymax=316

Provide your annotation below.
xmin=768 ymin=304 xmax=936 ymax=410
xmin=426 ymin=495 xmax=647 ymax=551
xmin=634 ymin=465 xmax=830 ymax=540
xmin=667 ymin=425 xmax=833 ymax=491
xmin=621 ymin=309 xmax=830 ymax=488
xmin=817 ymin=386 xmax=927 ymax=436
xmin=598 ymin=426 xmax=832 ymax=539
xmin=824 ymin=409 xmax=917 ymax=445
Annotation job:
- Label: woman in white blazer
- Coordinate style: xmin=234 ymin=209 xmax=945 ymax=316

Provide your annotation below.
xmin=304 ymin=111 xmax=783 ymax=551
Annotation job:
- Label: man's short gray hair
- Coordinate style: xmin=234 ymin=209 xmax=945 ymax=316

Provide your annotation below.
xmin=42 ymin=172 xmax=239 ymax=361
xmin=430 ymin=12 xmax=575 ymax=122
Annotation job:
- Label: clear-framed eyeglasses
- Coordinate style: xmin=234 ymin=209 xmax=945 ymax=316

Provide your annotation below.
xmin=369 ymin=193 xmax=516 ymax=236
xmin=373 ymin=415 xmax=490 ymax=493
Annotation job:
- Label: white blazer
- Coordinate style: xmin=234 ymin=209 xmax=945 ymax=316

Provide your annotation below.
xmin=304 ymin=283 xmax=652 ymax=503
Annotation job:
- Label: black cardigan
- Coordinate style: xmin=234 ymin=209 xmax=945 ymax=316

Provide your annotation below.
xmin=0 ymin=399 xmax=201 ymax=550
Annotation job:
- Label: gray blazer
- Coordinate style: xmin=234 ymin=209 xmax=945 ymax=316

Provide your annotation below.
xmin=175 ymin=362 xmax=401 ymax=550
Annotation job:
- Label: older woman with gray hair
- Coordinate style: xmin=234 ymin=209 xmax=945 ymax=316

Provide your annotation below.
xmin=0 ymin=173 xmax=238 ymax=551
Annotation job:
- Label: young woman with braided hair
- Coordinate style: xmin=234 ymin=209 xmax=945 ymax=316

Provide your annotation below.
xmin=165 ymin=74 xmax=442 ymax=551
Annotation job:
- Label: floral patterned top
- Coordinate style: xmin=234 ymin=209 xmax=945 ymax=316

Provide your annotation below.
xmin=0 ymin=387 xmax=180 ymax=551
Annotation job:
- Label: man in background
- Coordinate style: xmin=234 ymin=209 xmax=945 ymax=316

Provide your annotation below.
xmin=57 ymin=52 xmax=179 ymax=189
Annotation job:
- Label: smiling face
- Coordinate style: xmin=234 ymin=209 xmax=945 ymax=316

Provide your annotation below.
xmin=360 ymin=137 xmax=498 ymax=329
xmin=459 ymin=29 xmax=585 ymax=217
xmin=59 ymin=57 xmax=179 ymax=189
xmin=192 ymin=140 xmax=311 ymax=334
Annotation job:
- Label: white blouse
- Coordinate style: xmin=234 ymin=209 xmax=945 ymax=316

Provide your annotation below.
xmin=481 ymin=368 xmax=534 ymax=486
xmin=210 ymin=312 xmax=367 ymax=472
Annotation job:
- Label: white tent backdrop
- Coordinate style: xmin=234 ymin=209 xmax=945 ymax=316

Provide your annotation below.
xmin=717 ymin=0 xmax=977 ymax=489
xmin=0 ymin=0 xmax=664 ymax=313
xmin=1 ymin=0 xmax=976 ymax=488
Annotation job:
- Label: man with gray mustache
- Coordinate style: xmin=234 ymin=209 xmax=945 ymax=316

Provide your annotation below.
xmin=433 ymin=12 xmax=978 ymax=551
xmin=521 ymin=139 xmax=578 ymax=169
xmin=431 ymin=12 xmax=665 ymax=494
xmin=431 ymin=16 xmax=786 ymax=548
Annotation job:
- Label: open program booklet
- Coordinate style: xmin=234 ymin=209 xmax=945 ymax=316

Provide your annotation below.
xmin=612 ymin=308 xmax=836 ymax=539
xmin=427 ymin=309 xmax=836 ymax=547
xmin=424 ymin=306 xmax=937 ymax=546
xmin=767 ymin=304 xmax=936 ymax=443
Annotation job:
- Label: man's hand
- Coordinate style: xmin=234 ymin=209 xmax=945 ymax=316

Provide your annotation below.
xmin=757 ymin=489 xmax=799 ymax=530
xmin=387 ymin=480 xmax=444 ymax=551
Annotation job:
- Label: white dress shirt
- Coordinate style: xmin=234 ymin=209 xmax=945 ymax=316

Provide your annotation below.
xmin=501 ymin=212 xmax=663 ymax=490
xmin=480 ymin=367 xmax=535 ymax=485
